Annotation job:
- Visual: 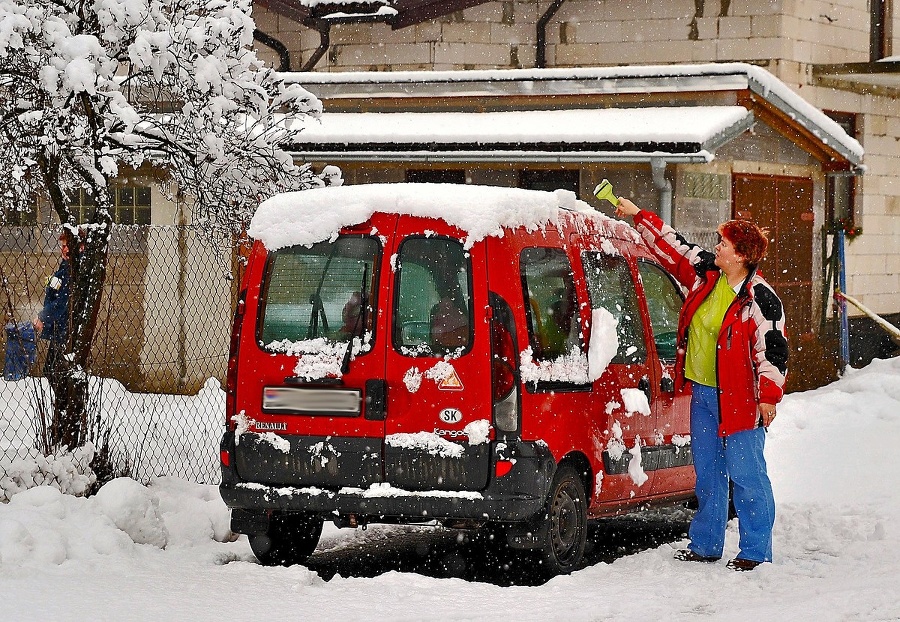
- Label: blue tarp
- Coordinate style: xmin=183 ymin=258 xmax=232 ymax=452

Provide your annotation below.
xmin=4 ymin=321 xmax=37 ymax=381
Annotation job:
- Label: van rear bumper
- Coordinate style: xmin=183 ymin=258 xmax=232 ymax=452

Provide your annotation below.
xmin=219 ymin=432 xmax=555 ymax=525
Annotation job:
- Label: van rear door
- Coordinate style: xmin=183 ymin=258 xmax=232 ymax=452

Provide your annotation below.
xmin=382 ymin=217 xmax=493 ymax=492
xmin=233 ymin=214 xmax=397 ymax=490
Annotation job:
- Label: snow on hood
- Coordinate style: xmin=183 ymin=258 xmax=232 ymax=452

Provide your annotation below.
xmin=249 ymin=183 xmax=608 ymax=250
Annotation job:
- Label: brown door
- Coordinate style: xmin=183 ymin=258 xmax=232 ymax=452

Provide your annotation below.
xmin=733 ymin=174 xmax=814 ymax=337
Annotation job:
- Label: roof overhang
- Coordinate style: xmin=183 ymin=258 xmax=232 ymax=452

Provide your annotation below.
xmin=287 ymin=107 xmax=755 ymax=164
xmin=812 ymin=60 xmax=900 ymax=98
xmin=284 ymin=63 xmax=863 ymax=171
xmin=253 ymin=0 xmax=490 ymax=29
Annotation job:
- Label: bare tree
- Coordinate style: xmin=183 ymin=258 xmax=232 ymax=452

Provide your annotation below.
xmin=0 ymin=0 xmax=329 ymax=451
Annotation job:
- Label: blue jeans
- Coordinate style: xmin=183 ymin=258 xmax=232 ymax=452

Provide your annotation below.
xmin=688 ymin=382 xmax=775 ymax=562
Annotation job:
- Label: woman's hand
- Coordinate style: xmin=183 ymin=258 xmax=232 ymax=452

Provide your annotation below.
xmin=759 ymin=402 xmax=777 ymax=427
xmin=615 ymin=197 xmax=641 ymax=220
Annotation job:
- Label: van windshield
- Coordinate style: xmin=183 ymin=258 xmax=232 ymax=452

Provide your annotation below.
xmin=259 ymin=236 xmax=380 ymax=351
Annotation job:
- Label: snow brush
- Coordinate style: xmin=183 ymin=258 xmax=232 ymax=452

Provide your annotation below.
xmin=593 ymin=179 xmax=619 ymax=207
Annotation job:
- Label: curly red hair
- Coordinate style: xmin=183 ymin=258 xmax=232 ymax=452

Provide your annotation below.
xmin=718 ymin=220 xmax=769 ymax=267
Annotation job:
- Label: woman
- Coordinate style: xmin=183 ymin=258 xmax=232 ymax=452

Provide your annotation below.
xmin=615 ymin=197 xmax=788 ymax=571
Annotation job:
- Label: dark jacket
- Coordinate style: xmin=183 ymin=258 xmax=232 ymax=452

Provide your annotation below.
xmin=38 ymin=259 xmax=71 ymax=344
xmin=633 ymin=210 xmax=789 ymax=436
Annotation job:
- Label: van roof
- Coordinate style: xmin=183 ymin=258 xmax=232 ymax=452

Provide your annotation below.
xmin=250 ymin=183 xmax=638 ymax=250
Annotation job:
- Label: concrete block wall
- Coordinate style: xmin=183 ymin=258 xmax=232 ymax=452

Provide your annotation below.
xmin=251 ymin=1 xmax=876 ymax=71
xmin=248 ymin=1 xmax=899 ymax=316
xmin=796 ymin=81 xmax=900 ymax=316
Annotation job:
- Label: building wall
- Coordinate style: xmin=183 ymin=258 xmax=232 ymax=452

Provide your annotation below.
xmin=251 ymin=1 xmax=891 ymax=71
xmin=250 ymin=0 xmax=900 ymax=318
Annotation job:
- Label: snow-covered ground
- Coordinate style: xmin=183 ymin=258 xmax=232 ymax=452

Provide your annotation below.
xmin=1 ymin=357 xmax=899 ymax=621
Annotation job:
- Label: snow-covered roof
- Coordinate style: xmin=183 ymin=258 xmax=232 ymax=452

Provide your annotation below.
xmin=284 ymin=63 xmax=863 ymax=166
xmin=288 ymin=107 xmax=754 ymax=164
xmin=249 ymin=183 xmax=628 ymax=250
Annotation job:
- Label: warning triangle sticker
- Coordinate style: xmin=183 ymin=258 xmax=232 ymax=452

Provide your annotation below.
xmin=438 ymin=368 xmax=464 ymax=391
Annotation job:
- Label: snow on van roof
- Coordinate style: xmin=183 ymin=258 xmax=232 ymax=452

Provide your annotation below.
xmin=250 ymin=183 xmax=618 ymax=250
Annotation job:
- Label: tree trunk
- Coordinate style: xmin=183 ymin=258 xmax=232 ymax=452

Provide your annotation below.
xmin=38 ymin=154 xmax=113 ymax=451
xmin=53 ymin=216 xmax=111 ymax=450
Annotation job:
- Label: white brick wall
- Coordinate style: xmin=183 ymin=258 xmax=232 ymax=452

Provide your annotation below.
xmin=246 ymin=0 xmax=900 ymax=315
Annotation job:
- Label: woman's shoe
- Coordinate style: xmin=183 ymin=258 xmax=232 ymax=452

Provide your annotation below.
xmin=674 ymin=549 xmax=720 ymax=563
xmin=726 ymin=558 xmax=762 ymax=571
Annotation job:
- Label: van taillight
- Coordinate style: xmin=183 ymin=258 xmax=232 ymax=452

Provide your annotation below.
xmin=491 ymin=325 xmax=515 ymax=402
xmin=226 ymin=290 xmax=247 ymax=427
xmin=489 ymin=293 xmax=519 ymax=434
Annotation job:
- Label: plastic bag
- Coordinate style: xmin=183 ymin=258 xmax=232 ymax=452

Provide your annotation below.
xmin=3 ymin=321 xmax=37 ymax=381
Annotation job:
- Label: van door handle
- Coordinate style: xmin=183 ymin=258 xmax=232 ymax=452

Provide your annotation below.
xmin=364 ymin=379 xmax=387 ymax=421
xmin=638 ymin=376 xmax=652 ymax=404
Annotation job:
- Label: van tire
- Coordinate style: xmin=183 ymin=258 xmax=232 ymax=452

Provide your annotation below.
xmin=249 ymin=511 xmax=323 ymax=567
xmin=537 ymin=464 xmax=587 ymax=576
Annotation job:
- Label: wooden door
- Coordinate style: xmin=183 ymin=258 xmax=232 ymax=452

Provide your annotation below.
xmin=733 ymin=174 xmax=814 ymax=336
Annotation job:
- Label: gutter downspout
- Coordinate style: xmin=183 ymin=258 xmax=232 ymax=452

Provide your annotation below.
xmin=253 ymin=29 xmax=291 ymax=72
xmin=302 ymin=19 xmax=331 ymax=72
xmin=650 ymin=158 xmax=673 ymax=224
xmin=536 ymin=0 xmax=566 ymax=69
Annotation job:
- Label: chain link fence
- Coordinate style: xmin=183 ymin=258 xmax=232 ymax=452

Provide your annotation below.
xmin=1 ymin=225 xmax=242 ymax=495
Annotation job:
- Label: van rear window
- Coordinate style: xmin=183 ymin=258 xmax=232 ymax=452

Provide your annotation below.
xmin=394 ymin=237 xmax=473 ymax=357
xmin=258 ymin=236 xmax=379 ymax=349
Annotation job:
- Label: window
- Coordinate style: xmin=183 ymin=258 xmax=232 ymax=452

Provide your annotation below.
xmin=69 ymin=189 xmax=95 ymax=224
xmin=259 ymin=236 xmax=380 ymax=348
xmin=825 ymin=112 xmax=858 ymax=232
xmin=69 ymin=186 xmax=151 ymax=225
xmin=394 ymin=237 xmax=472 ymax=357
xmin=581 ymin=252 xmax=646 ymax=365
xmin=1 ymin=203 xmax=37 ymax=226
xmin=637 ymin=261 xmax=684 ymax=361
xmin=519 ymin=169 xmax=579 ymax=195
xmin=114 ymin=187 xmax=151 ymax=225
xmin=405 ymin=169 xmax=466 ymax=184
xmin=521 ymin=248 xmax=581 ymax=361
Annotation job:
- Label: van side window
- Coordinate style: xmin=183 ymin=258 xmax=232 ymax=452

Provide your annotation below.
xmin=394 ymin=237 xmax=473 ymax=357
xmin=520 ymin=248 xmax=582 ymax=361
xmin=581 ymin=252 xmax=647 ymax=364
xmin=637 ymin=261 xmax=684 ymax=361
xmin=259 ymin=236 xmax=379 ymax=348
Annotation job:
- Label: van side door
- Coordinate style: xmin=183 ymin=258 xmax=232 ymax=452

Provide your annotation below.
xmin=580 ymin=249 xmax=658 ymax=499
xmin=636 ymin=260 xmax=694 ymax=495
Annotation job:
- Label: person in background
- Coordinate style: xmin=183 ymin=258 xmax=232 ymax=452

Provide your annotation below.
xmin=615 ymin=197 xmax=788 ymax=571
xmin=33 ymin=232 xmax=73 ymax=409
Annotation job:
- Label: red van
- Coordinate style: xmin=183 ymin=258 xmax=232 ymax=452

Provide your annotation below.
xmin=219 ymin=183 xmax=694 ymax=575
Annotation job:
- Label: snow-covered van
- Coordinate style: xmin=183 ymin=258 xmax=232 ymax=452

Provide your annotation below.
xmin=219 ymin=183 xmax=694 ymax=575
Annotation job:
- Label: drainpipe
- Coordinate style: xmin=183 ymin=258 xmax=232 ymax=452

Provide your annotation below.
xmin=253 ymin=29 xmax=291 ymax=72
xmin=302 ymin=19 xmax=331 ymax=72
xmin=650 ymin=158 xmax=673 ymax=224
xmin=836 ymin=229 xmax=850 ymax=373
xmin=536 ymin=0 xmax=566 ymax=68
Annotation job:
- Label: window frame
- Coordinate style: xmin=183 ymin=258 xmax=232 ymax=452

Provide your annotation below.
xmin=392 ymin=234 xmax=475 ymax=358
xmin=580 ymin=250 xmax=648 ymax=366
xmin=256 ymin=234 xmax=382 ymax=352
xmin=519 ymin=246 xmax=584 ymax=363
xmin=636 ymin=259 xmax=684 ymax=363
xmin=68 ymin=185 xmax=152 ymax=225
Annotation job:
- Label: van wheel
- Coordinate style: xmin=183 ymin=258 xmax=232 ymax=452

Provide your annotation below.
xmin=249 ymin=511 xmax=323 ymax=567
xmin=538 ymin=464 xmax=587 ymax=576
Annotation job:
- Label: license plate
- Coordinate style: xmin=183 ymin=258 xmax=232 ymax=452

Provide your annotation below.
xmin=262 ymin=387 xmax=361 ymax=415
